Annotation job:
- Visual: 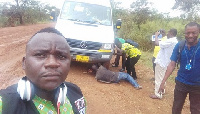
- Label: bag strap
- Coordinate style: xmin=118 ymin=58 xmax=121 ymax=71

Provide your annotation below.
xmin=177 ymin=40 xmax=185 ymax=68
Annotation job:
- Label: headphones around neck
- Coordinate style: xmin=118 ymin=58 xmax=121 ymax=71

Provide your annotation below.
xmin=17 ymin=77 xmax=67 ymax=105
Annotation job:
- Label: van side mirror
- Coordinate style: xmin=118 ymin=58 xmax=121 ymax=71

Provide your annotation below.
xmin=116 ymin=19 xmax=122 ymax=29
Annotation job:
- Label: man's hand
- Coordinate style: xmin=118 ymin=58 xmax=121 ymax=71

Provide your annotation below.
xmin=155 ymin=31 xmax=160 ymax=46
xmin=158 ymin=82 xmax=165 ymax=94
xmin=155 ymin=31 xmax=160 ymax=37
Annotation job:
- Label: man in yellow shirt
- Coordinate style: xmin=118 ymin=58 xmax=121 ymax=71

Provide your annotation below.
xmin=115 ymin=39 xmax=141 ymax=80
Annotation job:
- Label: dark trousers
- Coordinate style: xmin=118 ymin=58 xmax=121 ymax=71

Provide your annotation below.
xmin=152 ymin=57 xmax=156 ymax=75
xmin=114 ymin=51 xmax=126 ymax=69
xmin=172 ymin=80 xmax=200 ymax=114
xmin=126 ymin=55 xmax=140 ymax=79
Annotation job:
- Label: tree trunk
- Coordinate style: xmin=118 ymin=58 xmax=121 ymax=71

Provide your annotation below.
xmin=19 ymin=15 xmax=23 ymax=24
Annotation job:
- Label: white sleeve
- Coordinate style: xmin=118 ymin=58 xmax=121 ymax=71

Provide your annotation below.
xmin=159 ymin=40 xmax=173 ymax=48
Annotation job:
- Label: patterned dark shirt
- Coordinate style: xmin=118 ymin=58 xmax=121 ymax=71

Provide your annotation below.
xmin=95 ymin=66 xmax=119 ymax=83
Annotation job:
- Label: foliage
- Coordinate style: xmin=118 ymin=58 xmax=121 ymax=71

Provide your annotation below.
xmin=173 ymin=0 xmax=200 ymax=19
xmin=0 ymin=0 xmax=60 ymax=27
xmin=0 ymin=16 xmax=8 ymax=27
xmin=130 ymin=0 xmax=153 ymax=30
xmin=1 ymin=0 xmax=200 ymax=51
xmin=112 ymin=0 xmax=200 ymax=51
xmin=173 ymin=0 xmax=200 ymax=12
xmin=115 ymin=12 xmax=193 ymax=51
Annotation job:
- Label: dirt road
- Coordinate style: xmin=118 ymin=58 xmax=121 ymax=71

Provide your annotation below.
xmin=0 ymin=23 xmax=190 ymax=114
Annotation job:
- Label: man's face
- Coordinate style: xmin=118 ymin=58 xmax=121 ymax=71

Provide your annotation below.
xmin=185 ymin=26 xmax=199 ymax=44
xmin=23 ymin=32 xmax=71 ymax=91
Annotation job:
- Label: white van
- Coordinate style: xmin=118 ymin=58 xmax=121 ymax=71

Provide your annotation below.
xmin=55 ymin=0 xmax=114 ymax=63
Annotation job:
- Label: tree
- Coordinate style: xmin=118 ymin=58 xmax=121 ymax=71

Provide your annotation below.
xmin=13 ymin=0 xmax=32 ymax=24
xmin=130 ymin=0 xmax=153 ymax=30
xmin=1 ymin=0 xmax=58 ymax=27
xmin=173 ymin=0 xmax=200 ymax=18
xmin=1 ymin=0 xmax=34 ymax=25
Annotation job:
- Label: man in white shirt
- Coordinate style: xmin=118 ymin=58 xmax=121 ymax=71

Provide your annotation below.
xmin=150 ymin=28 xmax=178 ymax=99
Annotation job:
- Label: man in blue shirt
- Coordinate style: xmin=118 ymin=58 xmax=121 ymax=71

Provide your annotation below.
xmin=158 ymin=22 xmax=200 ymax=114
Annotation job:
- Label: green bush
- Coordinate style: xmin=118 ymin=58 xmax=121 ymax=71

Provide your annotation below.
xmin=0 ymin=0 xmax=59 ymax=27
xmin=114 ymin=9 xmax=199 ymax=51
xmin=0 ymin=16 xmax=8 ymax=27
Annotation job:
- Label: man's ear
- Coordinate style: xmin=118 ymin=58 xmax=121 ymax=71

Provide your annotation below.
xmin=22 ymin=57 xmax=26 ymax=70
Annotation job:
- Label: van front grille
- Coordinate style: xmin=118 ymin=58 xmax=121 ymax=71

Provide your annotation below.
xmin=66 ymin=38 xmax=102 ymax=50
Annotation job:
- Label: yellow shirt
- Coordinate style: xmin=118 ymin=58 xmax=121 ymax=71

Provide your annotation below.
xmin=153 ymin=36 xmax=167 ymax=58
xmin=122 ymin=43 xmax=141 ymax=58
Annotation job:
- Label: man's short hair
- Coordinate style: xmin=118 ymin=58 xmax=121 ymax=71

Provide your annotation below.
xmin=185 ymin=22 xmax=200 ymax=31
xmin=26 ymin=27 xmax=66 ymax=52
xmin=114 ymin=38 xmax=122 ymax=49
xmin=28 ymin=27 xmax=65 ymax=43
xmin=169 ymin=28 xmax=177 ymax=36
xmin=37 ymin=27 xmax=64 ymax=36
xmin=160 ymin=29 xmax=166 ymax=36
xmin=114 ymin=38 xmax=120 ymax=44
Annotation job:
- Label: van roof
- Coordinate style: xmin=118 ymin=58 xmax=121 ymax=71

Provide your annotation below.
xmin=67 ymin=0 xmax=111 ymax=7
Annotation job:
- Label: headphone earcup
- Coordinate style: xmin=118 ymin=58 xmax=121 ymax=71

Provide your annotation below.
xmin=17 ymin=77 xmax=34 ymax=101
xmin=17 ymin=77 xmax=67 ymax=103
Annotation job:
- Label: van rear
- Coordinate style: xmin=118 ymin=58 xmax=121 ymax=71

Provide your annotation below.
xmin=55 ymin=0 xmax=114 ymax=63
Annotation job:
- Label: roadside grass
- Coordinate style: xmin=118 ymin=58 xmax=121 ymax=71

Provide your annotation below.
xmin=139 ymin=51 xmax=176 ymax=83
xmin=0 ymin=17 xmax=52 ymax=28
xmin=138 ymin=51 xmax=153 ymax=68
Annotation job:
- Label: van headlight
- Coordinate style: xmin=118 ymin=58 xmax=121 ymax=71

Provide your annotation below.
xmin=98 ymin=43 xmax=114 ymax=53
xmin=102 ymin=43 xmax=112 ymax=49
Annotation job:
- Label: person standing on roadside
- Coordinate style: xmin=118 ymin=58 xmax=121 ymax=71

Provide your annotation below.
xmin=158 ymin=22 xmax=200 ymax=114
xmin=150 ymin=28 xmax=178 ymax=99
xmin=152 ymin=30 xmax=167 ymax=76
xmin=0 ymin=27 xmax=86 ymax=114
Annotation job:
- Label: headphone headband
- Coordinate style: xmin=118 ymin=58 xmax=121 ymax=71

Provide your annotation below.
xmin=17 ymin=77 xmax=67 ymax=105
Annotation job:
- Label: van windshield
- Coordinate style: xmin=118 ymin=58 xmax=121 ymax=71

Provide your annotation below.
xmin=60 ymin=1 xmax=112 ymax=26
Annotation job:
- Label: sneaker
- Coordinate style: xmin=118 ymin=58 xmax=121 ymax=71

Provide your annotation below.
xmin=119 ymin=69 xmax=125 ymax=72
xmin=149 ymin=94 xmax=161 ymax=99
xmin=136 ymin=86 xmax=142 ymax=90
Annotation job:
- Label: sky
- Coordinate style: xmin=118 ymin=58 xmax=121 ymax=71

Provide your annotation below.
xmin=0 ymin=0 xmax=182 ymax=17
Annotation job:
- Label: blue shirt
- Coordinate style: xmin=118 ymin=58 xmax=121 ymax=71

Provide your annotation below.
xmin=170 ymin=41 xmax=200 ymax=86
